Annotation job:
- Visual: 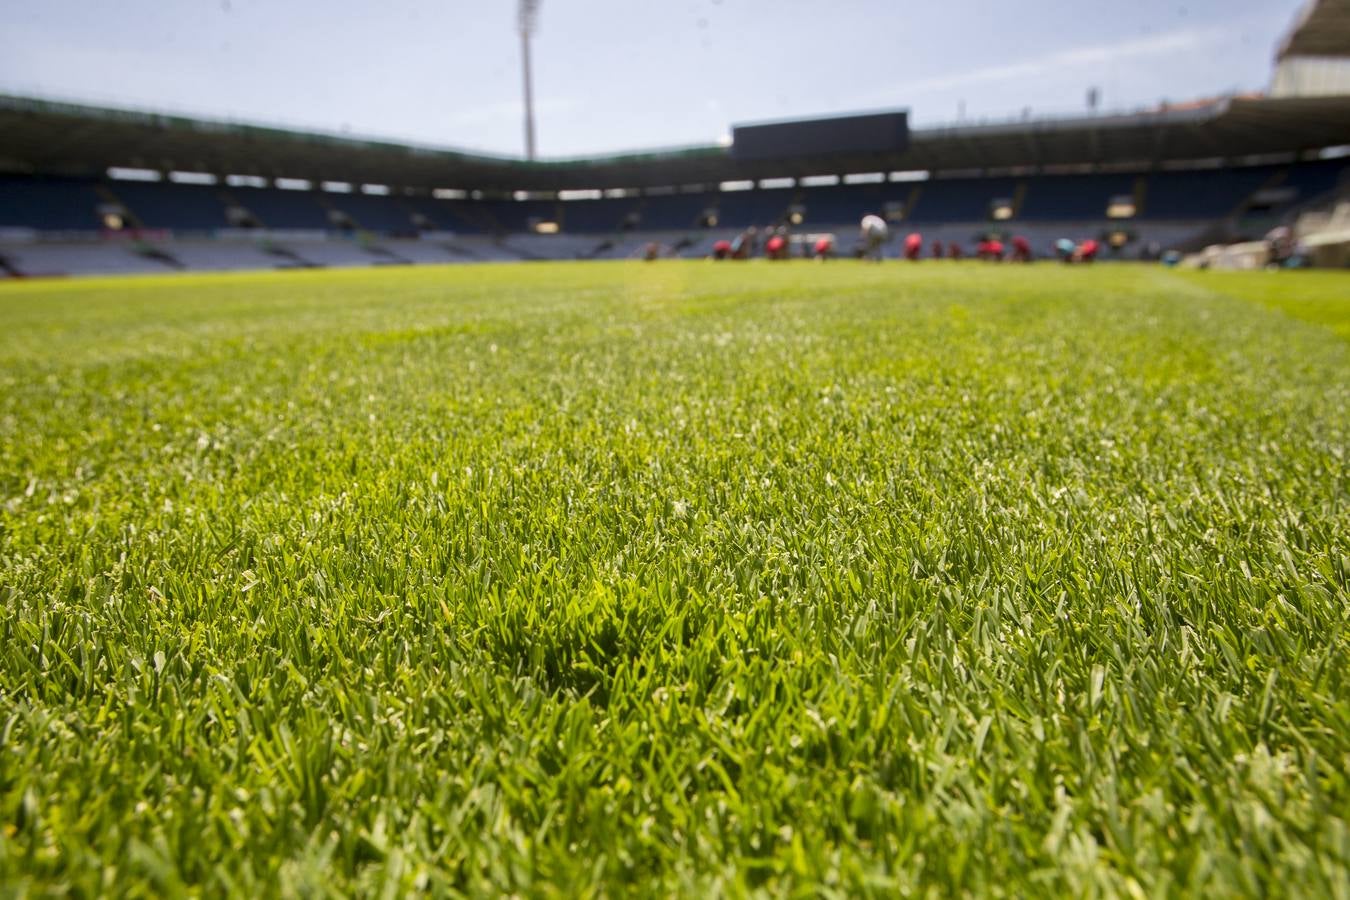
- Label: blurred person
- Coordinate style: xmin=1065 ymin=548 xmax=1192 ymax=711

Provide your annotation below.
xmin=949 ymin=241 xmax=964 ymax=260
xmin=860 ymin=214 xmax=888 ymax=262
xmin=712 ymin=239 xmax=732 ymax=260
xmin=1075 ymin=238 xmax=1100 ymax=263
xmin=765 ymin=232 xmax=788 ymax=260
xmin=814 ymin=235 xmax=835 ymax=260
xmin=731 ymin=226 xmax=758 ymax=260
xmin=931 ymin=239 xmax=945 ymax=260
xmin=1266 ymin=226 xmax=1294 ymax=267
xmin=903 ymin=232 xmax=924 ymax=261
xmin=1011 ymin=235 xmax=1032 ymax=263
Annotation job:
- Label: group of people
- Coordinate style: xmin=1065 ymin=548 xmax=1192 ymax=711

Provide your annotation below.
xmin=705 ymin=216 xmax=1106 ymax=263
xmin=869 ymin=219 xmax=1103 ymax=264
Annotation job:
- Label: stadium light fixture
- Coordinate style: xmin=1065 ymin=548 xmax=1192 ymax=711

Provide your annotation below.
xmin=226 ymin=174 xmax=268 ymax=189
xmin=519 ymin=0 xmax=542 ymax=160
xmin=168 ymin=171 xmax=217 ymax=185
xmin=107 ymin=167 xmax=162 ymax=182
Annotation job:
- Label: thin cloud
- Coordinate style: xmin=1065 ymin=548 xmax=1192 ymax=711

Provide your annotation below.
xmin=861 ymin=26 xmax=1230 ymax=104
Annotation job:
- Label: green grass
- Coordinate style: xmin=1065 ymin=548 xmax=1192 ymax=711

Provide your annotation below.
xmin=1 ymin=261 xmax=1347 ymax=897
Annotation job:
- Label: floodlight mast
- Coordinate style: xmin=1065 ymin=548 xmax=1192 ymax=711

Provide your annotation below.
xmin=519 ymin=0 xmax=540 ymax=160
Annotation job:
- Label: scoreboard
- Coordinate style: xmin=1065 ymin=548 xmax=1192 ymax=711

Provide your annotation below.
xmin=731 ymin=111 xmax=910 ymax=162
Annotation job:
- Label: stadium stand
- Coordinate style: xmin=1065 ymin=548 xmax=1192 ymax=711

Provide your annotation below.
xmin=637 ymin=193 xmax=719 ymax=231
xmin=227 ymin=186 xmax=331 ymax=231
xmin=1017 ymin=173 xmax=1139 ymax=221
xmin=2 ymin=41 xmax=1348 ymax=276
xmin=1141 ymin=165 xmax=1282 ymax=219
xmin=324 ymin=193 xmax=417 ymax=235
xmin=559 ymin=197 xmax=642 ymax=233
xmin=716 ymin=189 xmax=797 ymax=228
xmin=0 ymin=176 xmax=103 ymax=231
xmin=107 ymin=181 xmax=231 ymax=230
xmin=401 ymin=196 xmax=483 ymax=233
xmin=908 ymin=177 xmax=1022 ymax=223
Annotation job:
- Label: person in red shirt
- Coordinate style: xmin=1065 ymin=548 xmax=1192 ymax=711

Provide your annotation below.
xmin=1076 ymin=238 xmax=1100 ymax=263
xmin=931 ymin=239 xmax=945 ymax=259
xmin=1011 ymin=235 xmax=1032 ymax=263
xmin=949 ymin=241 xmax=964 ymax=260
xmin=765 ymin=233 xmax=788 ymax=260
xmin=983 ymin=239 xmax=1005 ymax=261
xmin=904 ymin=232 xmax=923 ymax=261
xmin=813 ymin=236 xmax=835 ymax=260
xmin=712 ymin=239 xmax=732 ymax=260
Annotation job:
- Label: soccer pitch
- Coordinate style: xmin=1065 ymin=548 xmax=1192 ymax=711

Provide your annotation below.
xmin=1 ymin=262 xmax=1347 ymax=895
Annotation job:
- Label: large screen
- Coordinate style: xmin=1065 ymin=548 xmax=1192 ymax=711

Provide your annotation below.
xmin=731 ymin=111 xmax=910 ymax=161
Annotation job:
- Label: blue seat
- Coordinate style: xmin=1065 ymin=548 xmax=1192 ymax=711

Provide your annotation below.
xmin=0 ymin=177 xmax=103 ymax=230
xmin=229 ymin=187 xmax=332 ymax=230
xmin=1019 ymin=174 xmax=1137 ymax=221
xmin=112 ymin=181 xmax=230 ymax=230
xmin=327 ymin=193 xmax=417 ymax=234
xmin=1142 ymin=166 xmax=1278 ymax=219
xmin=910 ymin=177 xmax=1020 ymax=223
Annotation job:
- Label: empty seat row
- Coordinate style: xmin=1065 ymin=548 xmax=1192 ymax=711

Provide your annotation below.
xmin=1 ymin=161 xmax=1343 ymax=236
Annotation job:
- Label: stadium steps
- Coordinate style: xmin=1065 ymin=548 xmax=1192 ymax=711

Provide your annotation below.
xmin=1235 ymin=169 xmax=1290 ymax=219
xmin=261 ymin=243 xmax=323 ymax=268
xmin=312 ymin=196 xmax=353 ymax=231
xmin=368 ymin=249 xmax=413 ymax=265
xmin=1285 ymin=179 xmax=1350 ymax=228
xmin=579 ymin=238 xmax=615 ymax=260
xmin=1011 ymin=182 xmax=1028 ymax=217
xmin=134 ymin=243 xmax=187 ymax=271
xmin=439 ymin=241 xmax=487 ymax=261
xmin=494 ymin=238 xmax=546 ymax=261
xmin=1219 ymin=169 xmax=1296 ymax=242
xmin=95 ymin=184 xmax=144 ymax=230
xmin=454 ymin=203 xmax=507 ymax=236
xmin=362 ymin=242 xmax=413 ymax=265
xmin=906 ymin=185 xmax=923 ymax=220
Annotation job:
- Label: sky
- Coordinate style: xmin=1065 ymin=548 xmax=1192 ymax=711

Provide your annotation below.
xmin=0 ymin=0 xmax=1307 ymax=158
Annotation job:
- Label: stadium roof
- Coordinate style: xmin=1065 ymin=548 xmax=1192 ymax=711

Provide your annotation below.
xmin=3 ymin=92 xmax=1350 ymax=192
xmin=1278 ymin=0 xmax=1350 ymax=60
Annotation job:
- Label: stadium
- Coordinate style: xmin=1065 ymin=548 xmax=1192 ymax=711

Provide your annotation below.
xmin=1 ymin=0 xmax=1349 ymax=895
xmin=1 ymin=2 xmax=1349 ymax=273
